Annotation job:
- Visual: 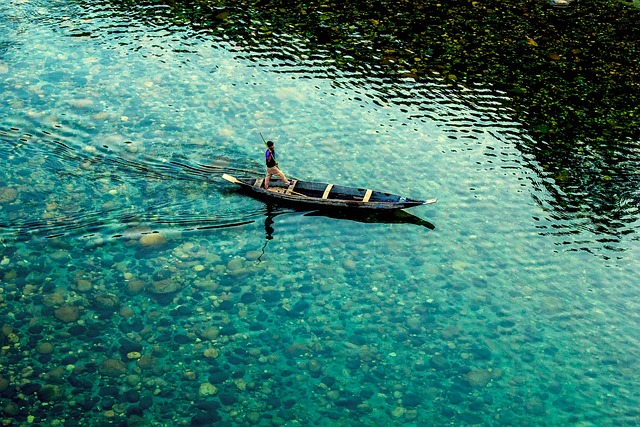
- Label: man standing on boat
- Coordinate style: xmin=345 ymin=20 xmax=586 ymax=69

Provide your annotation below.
xmin=264 ymin=140 xmax=293 ymax=189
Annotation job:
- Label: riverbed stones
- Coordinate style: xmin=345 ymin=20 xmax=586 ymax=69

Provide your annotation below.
xmin=194 ymin=279 xmax=219 ymax=291
xmin=94 ymin=293 xmax=120 ymax=311
xmin=36 ymin=342 xmax=54 ymax=354
xmin=342 ymin=258 xmax=357 ymax=271
xmin=75 ymin=279 xmax=93 ymax=292
xmin=125 ymin=279 xmax=145 ymax=295
xmin=245 ymin=250 xmax=262 ymax=261
xmin=465 ymin=368 xmax=494 ymax=387
xmin=525 ymin=396 xmax=547 ymax=415
xmin=402 ymin=393 xmax=422 ymax=407
xmin=198 ymin=382 xmax=217 ymax=397
xmin=1 ymin=326 xmax=19 ymax=345
xmin=136 ymin=354 xmax=157 ymax=370
xmin=70 ymin=98 xmax=94 ymax=109
xmin=146 ymin=279 xmax=181 ymax=295
xmin=44 ymin=366 xmax=65 ymax=383
xmin=36 ymin=384 xmax=64 ymax=402
xmin=263 ymin=289 xmax=281 ymax=303
xmin=246 ymin=411 xmax=261 ymax=424
xmin=429 ymin=354 xmax=449 ymax=370
xmin=43 ymin=293 xmax=64 ymax=307
xmin=2 ymin=401 xmax=19 ymax=416
xmin=119 ymin=306 xmax=135 ymax=318
xmin=54 ymin=305 xmax=80 ymax=323
xmin=199 ymin=326 xmax=220 ymax=340
xmin=307 ymin=359 xmax=322 ymax=374
xmin=99 ymin=358 xmax=127 ymax=377
xmin=0 ymin=187 xmax=18 ymax=203
xmin=203 ymin=348 xmax=219 ymax=358
xmin=240 ymin=292 xmax=257 ymax=304
xmin=226 ymin=257 xmax=245 ymax=272
xmin=139 ymin=233 xmax=167 ymax=247
xmin=125 ymin=375 xmax=141 ymax=388
xmin=49 ymin=250 xmax=69 ymax=262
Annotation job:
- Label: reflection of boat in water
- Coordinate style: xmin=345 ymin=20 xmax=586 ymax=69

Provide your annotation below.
xmin=302 ymin=209 xmax=435 ymax=230
xmin=260 ymin=204 xmax=435 ymax=240
xmin=222 ymin=174 xmax=437 ymax=211
xmin=256 ymin=200 xmax=435 ymax=261
xmin=256 ymin=205 xmax=435 ymax=260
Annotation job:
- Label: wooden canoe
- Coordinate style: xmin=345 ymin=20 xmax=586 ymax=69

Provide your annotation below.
xmin=222 ymin=174 xmax=436 ymax=211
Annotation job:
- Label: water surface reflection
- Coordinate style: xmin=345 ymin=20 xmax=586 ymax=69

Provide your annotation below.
xmin=92 ymin=0 xmax=640 ymax=254
xmin=1 ymin=0 xmax=640 ymax=426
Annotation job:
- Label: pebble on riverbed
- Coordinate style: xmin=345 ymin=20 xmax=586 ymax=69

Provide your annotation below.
xmin=36 ymin=342 xmax=54 ymax=355
xmin=53 ymin=305 xmax=81 ymax=323
xmin=139 ymin=233 xmax=168 ymax=247
xmin=0 ymin=187 xmax=18 ymax=203
xmin=99 ymin=358 xmax=127 ymax=377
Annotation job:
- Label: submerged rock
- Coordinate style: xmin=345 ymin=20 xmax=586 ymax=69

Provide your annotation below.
xmin=262 ymin=290 xmax=281 ymax=303
xmin=0 ymin=187 xmax=18 ymax=203
xmin=226 ymin=257 xmax=245 ymax=272
xmin=146 ymin=279 xmax=181 ymax=295
xmin=240 ymin=292 xmax=257 ymax=304
xmin=402 ymin=393 xmax=422 ymax=408
xmin=2 ymin=401 xmax=19 ymax=416
xmin=199 ymin=327 xmax=220 ymax=341
xmin=36 ymin=384 xmax=64 ymax=402
xmin=198 ymin=383 xmax=217 ymax=397
xmin=99 ymin=358 xmax=127 ymax=377
xmin=36 ymin=342 xmax=54 ymax=355
xmin=54 ymin=305 xmax=81 ymax=323
xmin=136 ymin=354 xmax=157 ymax=370
xmin=139 ymin=233 xmax=167 ymax=247
xmin=429 ymin=354 xmax=449 ymax=371
xmin=44 ymin=366 xmax=66 ymax=383
xmin=342 ymin=258 xmax=357 ymax=271
xmin=70 ymin=98 xmax=95 ymax=109
xmin=194 ymin=280 xmax=219 ymax=291
xmin=75 ymin=279 xmax=93 ymax=292
xmin=94 ymin=293 xmax=120 ymax=312
xmin=126 ymin=279 xmax=145 ymax=296
xmin=43 ymin=293 xmax=64 ymax=307
xmin=464 ymin=369 xmax=493 ymax=387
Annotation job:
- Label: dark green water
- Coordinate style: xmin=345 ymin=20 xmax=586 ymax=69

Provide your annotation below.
xmin=1 ymin=0 xmax=639 ymax=426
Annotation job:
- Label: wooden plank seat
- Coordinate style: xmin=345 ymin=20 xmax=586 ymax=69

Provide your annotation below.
xmin=363 ymin=189 xmax=373 ymax=202
xmin=322 ymin=184 xmax=334 ymax=199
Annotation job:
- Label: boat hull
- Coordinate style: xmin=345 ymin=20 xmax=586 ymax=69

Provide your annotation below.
xmin=222 ymin=174 xmax=436 ymax=211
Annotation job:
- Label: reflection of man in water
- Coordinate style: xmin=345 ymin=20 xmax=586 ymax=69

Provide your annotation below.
xmin=257 ymin=213 xmax=276 ymax=262
xmin=264 ymin=216 xmax=274 ymax=240
xmin=264 ymin=140 xmax=293 ymax=189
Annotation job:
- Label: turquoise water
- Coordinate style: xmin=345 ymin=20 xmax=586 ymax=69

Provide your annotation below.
xmin=1 ymin=0 xmax=640 ymax=426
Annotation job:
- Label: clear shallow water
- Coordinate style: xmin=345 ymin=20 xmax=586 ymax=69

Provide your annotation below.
xmin=1 ymin=0 xmax=639 ymax=426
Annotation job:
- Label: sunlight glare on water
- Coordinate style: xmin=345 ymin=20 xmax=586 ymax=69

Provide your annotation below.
xmin=1 ymin=0 xmax=639 ymax=426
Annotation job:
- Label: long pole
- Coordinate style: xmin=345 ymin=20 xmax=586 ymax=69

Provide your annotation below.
xmin=259 ymin=132 xmax=267 ymax=146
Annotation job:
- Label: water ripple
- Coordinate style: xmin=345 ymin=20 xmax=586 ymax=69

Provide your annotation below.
xmin=0 ymin=121 xmax=265 ymax=243
xmin=2 ymin=0 xmax=638 ymax=255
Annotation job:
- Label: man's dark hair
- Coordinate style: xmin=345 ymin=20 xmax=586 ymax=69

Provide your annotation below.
xmin=266 ymin=141 xmax=274 ymax=147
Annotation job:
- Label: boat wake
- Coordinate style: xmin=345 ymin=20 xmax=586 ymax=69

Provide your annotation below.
xmin=0 ymin=123 xmax=267 ymax=244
